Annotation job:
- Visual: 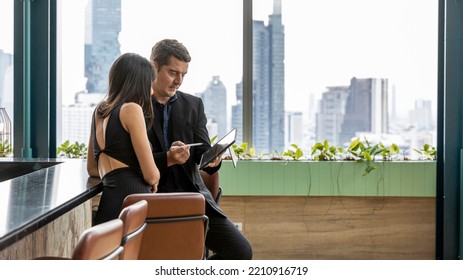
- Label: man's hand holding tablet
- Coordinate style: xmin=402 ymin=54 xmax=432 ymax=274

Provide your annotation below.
xmin=199 ymin=128 xmax=237 ymax=170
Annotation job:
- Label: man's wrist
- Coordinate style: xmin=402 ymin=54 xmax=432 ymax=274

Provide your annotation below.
xmin=166 ymin=151 xmax=175 ymax=167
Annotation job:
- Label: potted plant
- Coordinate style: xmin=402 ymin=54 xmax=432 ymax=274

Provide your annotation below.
xmin=219 ymin=138 xmax=436 ymax=197
xmin=0 ymin=139 xmax=13 ymax=157
xmin=57 ymin=140 xmax=87 ymax=159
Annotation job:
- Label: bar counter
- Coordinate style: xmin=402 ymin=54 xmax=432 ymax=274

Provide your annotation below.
xmin=0 ymin=158 xmax=102 ymax=259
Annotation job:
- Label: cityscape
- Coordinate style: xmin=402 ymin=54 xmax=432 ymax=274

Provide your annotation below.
xmin=0 ymin=0 xmax=437 ymax=158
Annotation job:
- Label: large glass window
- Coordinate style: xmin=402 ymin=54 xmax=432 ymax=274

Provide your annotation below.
xmin=58 ymin=0 xmax=438 ymax=159
xmin=58 ymin=0 xmax=242 ymax=146
xmin=0 ymin=1 xmax=14 ymax=153
xmin=252 ymin=0 xmax=438 ymax=157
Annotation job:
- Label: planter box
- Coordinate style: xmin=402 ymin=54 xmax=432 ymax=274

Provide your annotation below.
xmin=219 ymin=160 xmax=436 ymax=197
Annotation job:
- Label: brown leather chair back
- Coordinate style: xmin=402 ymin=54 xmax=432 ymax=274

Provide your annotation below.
xmin=72 ymin=219 xmax=124 ymax=260
xmin=122 ymin=193 xmax=208 ymax=260
xmin=200 ymin=170 xmax=222 ymax=203
xmin=118 ymin=200 xmax=148 ymax=260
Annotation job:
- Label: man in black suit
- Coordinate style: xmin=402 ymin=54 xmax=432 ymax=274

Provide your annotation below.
xmin=148 ymin=39 xmax=252 ymax=260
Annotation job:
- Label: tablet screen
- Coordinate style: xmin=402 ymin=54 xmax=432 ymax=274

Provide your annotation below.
xmin=199 ymin=128 xmax=236 ymax=170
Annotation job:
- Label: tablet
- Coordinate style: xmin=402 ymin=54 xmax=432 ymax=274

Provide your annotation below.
xmin=199 ymin=128 xmax=237 ymax=170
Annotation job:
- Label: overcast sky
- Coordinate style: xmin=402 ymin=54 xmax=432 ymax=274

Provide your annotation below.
xmin=1 ymin=0 xmax=438 ymax=116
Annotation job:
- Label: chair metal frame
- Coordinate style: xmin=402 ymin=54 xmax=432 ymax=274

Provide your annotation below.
xmin=121 ymin=223 xmax=147 ymax=245
xmin=118 ymin=199 xmax=148 ymax=260
xmin=145 ymin=215 xmax=209 ymax=238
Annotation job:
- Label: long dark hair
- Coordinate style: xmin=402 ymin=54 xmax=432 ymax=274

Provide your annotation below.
xmin=97 ymin=53 xmax=154 ymax=128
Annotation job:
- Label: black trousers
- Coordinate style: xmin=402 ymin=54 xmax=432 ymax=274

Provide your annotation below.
xmin=94 ymin=167 xmax=151 ymax=225
xmin=205 ymin=215 xmax=253 ymax=260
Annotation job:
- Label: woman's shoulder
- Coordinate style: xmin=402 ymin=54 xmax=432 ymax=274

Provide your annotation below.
xmin=120 ymin=102 xmax=143 ymax=113
xmin=119 ymin=102 xmax=144 ymax=124
xmin=118 ymin=102 xmax=145 ymax=131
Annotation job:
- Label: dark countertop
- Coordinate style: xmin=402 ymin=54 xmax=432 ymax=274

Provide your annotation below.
xmin=0 ymin=158 xmax=102 ymax=250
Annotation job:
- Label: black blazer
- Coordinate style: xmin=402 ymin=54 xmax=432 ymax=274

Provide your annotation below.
xmin=148 ymin=91 xmax=226 ymax=218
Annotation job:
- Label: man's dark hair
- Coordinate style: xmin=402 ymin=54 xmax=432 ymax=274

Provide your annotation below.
xmin=150 ymin=39 xmax=191 ymax=69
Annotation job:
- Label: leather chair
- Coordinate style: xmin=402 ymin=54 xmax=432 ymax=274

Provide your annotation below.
xmin=200 ymin=170 xmax=222 ymax=203
xmin=73 ymin=219 xmax=124 ymax=260
xmin=35 ymin=218 xmax=124 ymax=260
xmin=118 ymin=199 xmax=148 ymax=260
xmin=122 ymin=192 xmax=209 ymax=260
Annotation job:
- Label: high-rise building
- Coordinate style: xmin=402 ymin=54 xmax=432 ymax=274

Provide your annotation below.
xmin=285 ymin=111 xmax=303 ymax=148
xmin=62 ymin=92 xmax=105 ymax=145
xmin=62 ymin=104 xmax=96 ymax=145
xmin=247 ymin=0 xmax=285 ymax=154
xmin=61 ymin=0 xmax=121 ymax=145
xmin=409 ymin=99 xmax=434 ymax=131
xmin=267 ymin=0 xmax=285 ymax=153
xmin=84 ymin=0 xmax=121 ymax=93
xmin=316 ymin=86 xmax=350 ymax=145
xmin=340 ymin=77 xmax=389 ymax=146
xmin=0 ymin=50 xmax=13 ymax=121
xmin=231 ymin=82 xmax=243 ymax=144
xmin=199 ymin=76 xmax=227 ymax=139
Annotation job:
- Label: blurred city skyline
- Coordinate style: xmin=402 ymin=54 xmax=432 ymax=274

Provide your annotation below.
xmin=0 ymin=0 xmax=438 ymax=116
xmin=0 ymin=0 xmax=438 ymax=154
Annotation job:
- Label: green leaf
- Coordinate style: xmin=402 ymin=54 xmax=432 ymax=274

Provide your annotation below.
xmin=363 ymin=165 xmax=377 ymax=176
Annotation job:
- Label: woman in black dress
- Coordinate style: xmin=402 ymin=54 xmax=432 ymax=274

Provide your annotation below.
xmin=87 ymin=53 xmax=160 ymax=225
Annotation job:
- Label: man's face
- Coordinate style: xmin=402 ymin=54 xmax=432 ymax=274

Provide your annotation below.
xmin=152 ymin=56 xmax=189 ymax=104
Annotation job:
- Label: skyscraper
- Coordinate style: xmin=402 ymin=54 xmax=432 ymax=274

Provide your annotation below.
xmin=267 ymin=0 xmax=285 ymax=153
xmin=199 ymin=76 xmax=228 ymax=139
xmin=410 ymin=99 xmax=434 ymax=131
xmin=340 ymin=77 xmax=389 ymax=146
xmin=62 ymin=91 xmax=105 ymax=145
xmin=84 ymin=0 xmax=121 ymax=93
xmin=232 ymin=82 xmax=243 ymax=144
xmin=61 ymin=0 xmax=121 ymax=145
xmin=0 ymin=50 xmax=13 ymax=121
xmin=316 ymin=86 xmax=350 ymax=145
xmin=285 ymin=111 xmax=303 ymax=148
xmin=251 ymin=0 xmax=285 ymax=154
